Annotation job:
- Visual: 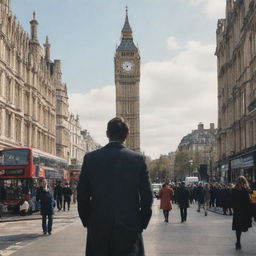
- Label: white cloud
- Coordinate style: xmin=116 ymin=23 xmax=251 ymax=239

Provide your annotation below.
xmin=166 ymin=36 xmax=180 ymax=50
xmin=69 ymin=39 xmax=217 ymax=159
xmin=189 ymin=0 xmax=226 ymax=18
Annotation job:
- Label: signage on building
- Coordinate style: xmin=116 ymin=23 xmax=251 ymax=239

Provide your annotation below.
xmin=231 ymin=155 xmax=254 ymax=169
xmin=3 ymin=169 xmax=24 ymax=175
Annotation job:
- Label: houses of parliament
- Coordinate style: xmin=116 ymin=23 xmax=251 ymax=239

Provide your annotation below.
xmin=0 ymin=0 xmax=99 ymax=165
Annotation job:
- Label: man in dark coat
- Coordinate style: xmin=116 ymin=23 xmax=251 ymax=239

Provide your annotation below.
xmin=54 ymin=181 xmax=63 ymax=211
xmin=36 ymin=178 xmax=54 ymax=235
xmin=195 ymin=183 xmax=205 ymax=212
xmin=63 ymin=183 xmax=72 ymax=211
xmin=77 ymin=117 xmax=153 ymax=256
xmin=176 ymin=182 xmax=190 ymax=222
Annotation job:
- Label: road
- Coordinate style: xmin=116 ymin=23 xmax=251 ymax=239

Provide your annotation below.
xmin=0 ymin=200 xmax=256 ymax=256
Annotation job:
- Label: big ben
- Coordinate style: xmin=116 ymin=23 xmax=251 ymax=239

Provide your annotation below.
xmin=115 ymin=8 xmax=140 ymax=152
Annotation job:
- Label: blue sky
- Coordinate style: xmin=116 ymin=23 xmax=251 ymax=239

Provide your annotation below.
xmin=12 ymin=0 xmax=226 ymax=158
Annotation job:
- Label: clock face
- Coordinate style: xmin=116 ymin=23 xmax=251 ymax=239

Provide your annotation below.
xmin=121 ymin=61 xmax=134 ymax=72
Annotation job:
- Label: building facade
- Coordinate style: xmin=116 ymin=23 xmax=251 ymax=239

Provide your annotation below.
xmin=0 ymin=1 xmax=99 ymax=162
xmin=68 ymin=114 xmax=101 ymax=167
xmin=115 ymin=9 xmax=141 ymax=151
xmin=216 ymin=0 xmax=256 ymax=182
xmin=178 ymin=123 xmax=218 ymax=181
xmin=0 ymin=4 xmax=57 ymax=154
xmin=55 ymin=60 xmax=70 ymax=160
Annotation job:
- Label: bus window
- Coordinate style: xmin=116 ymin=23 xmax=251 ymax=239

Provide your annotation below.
xmin=0 ymin=149 xmax=29 ymax=166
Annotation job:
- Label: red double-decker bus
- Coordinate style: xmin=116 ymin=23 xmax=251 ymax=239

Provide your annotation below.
xmin=0 ymin=147 xmax=68 ymax=212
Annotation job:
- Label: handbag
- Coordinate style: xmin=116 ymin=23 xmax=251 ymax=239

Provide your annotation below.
xmin=250 ymin=190 xmax=256 ymax=204
xmin=250 ymin=190 xmax=256 ymax=218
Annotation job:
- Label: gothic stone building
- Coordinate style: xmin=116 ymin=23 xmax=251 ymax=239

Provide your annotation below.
xmin=178 ymin=123 xmax=218 ymax=181
xmin=0 ymin=1 xmax=69 ymax=159
xmin=115 ymin=9 xmax=140 ymax=151
xmin=216 ymin=0 xmax=256 ymax=182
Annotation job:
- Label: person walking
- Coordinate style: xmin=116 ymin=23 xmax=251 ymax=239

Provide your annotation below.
xmin=77 ymin=117 xmax=153 ymax=256
xmin=159 ymin=183 xmax=174 ymax=223
xmin=63 ymin=183 xmax=72 ymax=211
xmin=195 ymin=183 xmax=205 ymax=213
xmin=176 ymin=182 xmax=190 ymax=222
xmin=71 ymin=181 xmax=77 ymax=204
xmin=54 ymin=181 xmax=63 ymax=211
xmin=36 ymin=178 xmax=54 ymax=235
xmin=231 ymin=176 xmax=252 ymax=250
xmin=203 ymin=183 xmax=210 ymax=216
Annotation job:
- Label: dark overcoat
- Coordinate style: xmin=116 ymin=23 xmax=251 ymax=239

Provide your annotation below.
xmin=63 ymin=187 xmax=72 ymax=202
xmin=36 ymin=187 xmax=54 ymax=215
xmin=195 ymin=186 xmax=204 ymax=204
xmin=77 ymin=142 xmax=153 ymax=256
xmin=176 ymin=186 xmax=190 ymax=208
xmin=232 ymin=188 xmax=252 ymax=232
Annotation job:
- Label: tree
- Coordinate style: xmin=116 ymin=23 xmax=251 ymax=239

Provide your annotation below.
xmin=174 ymin=151 xmax=190 ymax=180
xmin=148 ymin=155 xmax=172 ymax=182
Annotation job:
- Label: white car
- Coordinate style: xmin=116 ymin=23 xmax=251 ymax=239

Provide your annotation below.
xmin=152 ymin=183 xmax=162 ymax=199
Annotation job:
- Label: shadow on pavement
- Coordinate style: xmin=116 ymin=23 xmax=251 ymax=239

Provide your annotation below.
xmin=0 ymin=233 xmax=41 ymax=241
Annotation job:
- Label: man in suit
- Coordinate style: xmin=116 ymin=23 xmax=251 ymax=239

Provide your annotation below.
xmin=77 ymin=117 xmax=153 ymax=256
xmin=176 ymin=182 xmax=190 ymax=222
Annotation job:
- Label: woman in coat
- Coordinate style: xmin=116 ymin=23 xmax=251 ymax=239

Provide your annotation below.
xmin=159 ymin=183 xmax=174 ymax=223
xmin=232 ymin=176 xmax=252 ymax=250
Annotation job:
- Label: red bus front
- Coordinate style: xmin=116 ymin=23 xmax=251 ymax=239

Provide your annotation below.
xmin=0 ymin=148 xmax=42 ymax=211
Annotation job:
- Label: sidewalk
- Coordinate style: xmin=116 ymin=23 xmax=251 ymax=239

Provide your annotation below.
xmin=0 ymin=204 xmax=79 ymax=223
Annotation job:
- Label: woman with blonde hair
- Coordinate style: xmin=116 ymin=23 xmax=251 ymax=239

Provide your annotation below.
xmin=231 ymin=176 xmax=252 ymax=250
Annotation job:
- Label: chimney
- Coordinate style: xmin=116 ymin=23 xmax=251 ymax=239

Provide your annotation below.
xmin=54 ymin=60 xmax=62 ymax=81
xmin=198 ymin=122 xmax=204 ymax=131
xmin=210 ymin=123 xmax=215 ymax=130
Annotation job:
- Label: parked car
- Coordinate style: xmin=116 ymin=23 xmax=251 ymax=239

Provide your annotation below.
xmin=152 ymin=183 xmax=162 ymax=199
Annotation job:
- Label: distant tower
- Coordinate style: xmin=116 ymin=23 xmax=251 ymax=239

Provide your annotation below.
xmin=114 ymin=7 xmax=140 ymax=151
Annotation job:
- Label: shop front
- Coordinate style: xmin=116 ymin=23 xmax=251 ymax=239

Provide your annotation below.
xmin=230 ymin=154 xmax=255 ymax=182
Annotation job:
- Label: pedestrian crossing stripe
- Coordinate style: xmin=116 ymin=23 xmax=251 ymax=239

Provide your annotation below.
xmin=0 ymin=243 xmax=23 ymax=256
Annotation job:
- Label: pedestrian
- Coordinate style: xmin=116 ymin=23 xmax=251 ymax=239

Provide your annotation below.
xmin=159 ymin=183 xmax=174 ymax=223
xmin=36 ymin=178 xmax=54 ymax=235
xmin=71 ymin=181 xmax=77 ymax=204
xmin=209 ymin=183 xmax=215 ymax=208
xmin=63 ymin=183 xmax=72 ymax=211
xmin=19 ymin=197 xmax=30 ymax=216
xmin=222 ymin=184 xmax=233 ymax=215
xmin=231 ymin=176 xmax=252 ymax=250
xmin=195 ymin=183 xmax=204 ymax=213
xmin=203 ymin=183 xmax=210 ymax=216
xmin=54 ymin=180 xmax=63 ymax=211
xmin=77 ymin=117 xmax=153 ymax=256
xmin=176 ymin=182 xmax=190 ymax=222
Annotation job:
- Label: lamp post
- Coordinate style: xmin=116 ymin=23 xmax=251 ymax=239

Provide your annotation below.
xmin=188 ymin=159 xmax=193 ymax=176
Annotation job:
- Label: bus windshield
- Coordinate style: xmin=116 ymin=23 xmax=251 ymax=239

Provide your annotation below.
xmin=0 ymin=149 xmax=29 ymax=166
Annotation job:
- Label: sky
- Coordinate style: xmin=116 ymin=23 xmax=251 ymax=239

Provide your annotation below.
xmin=12 ymin=0 xmax=226 ymax=159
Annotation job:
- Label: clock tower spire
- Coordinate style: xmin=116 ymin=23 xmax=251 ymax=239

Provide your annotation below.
xmin=115 ymin=7 xmax=141 ymax=152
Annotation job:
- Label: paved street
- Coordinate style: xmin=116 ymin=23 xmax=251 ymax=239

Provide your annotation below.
xmin=0 ymin=200 xmax=256 ymax=256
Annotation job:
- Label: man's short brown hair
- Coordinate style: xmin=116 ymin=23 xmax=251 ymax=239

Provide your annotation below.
xmin=107 ymin=117 xmax=129 ymax=142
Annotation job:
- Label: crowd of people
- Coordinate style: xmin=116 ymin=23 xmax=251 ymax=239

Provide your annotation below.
xmin=158 ymin=176 xmax=256 ymax=250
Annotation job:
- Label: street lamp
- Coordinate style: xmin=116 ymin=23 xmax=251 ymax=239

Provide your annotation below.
xmin=188 ymin=160 xmax=193 ymax=176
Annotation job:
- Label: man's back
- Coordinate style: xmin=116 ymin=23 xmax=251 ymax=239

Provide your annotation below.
xmin=78 ymin=141 xmax=153 ymax=256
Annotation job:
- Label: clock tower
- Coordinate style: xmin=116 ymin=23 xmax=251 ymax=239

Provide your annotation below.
xmin=115 ymin=8 xmax=140 ymax=152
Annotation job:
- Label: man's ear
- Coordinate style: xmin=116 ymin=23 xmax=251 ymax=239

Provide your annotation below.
xmin=125 ymin=130 xmax=130 ymax=140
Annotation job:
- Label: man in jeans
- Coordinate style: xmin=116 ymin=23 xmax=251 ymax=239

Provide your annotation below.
xmin=36 ymin=178 xmax=54 ymax=235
